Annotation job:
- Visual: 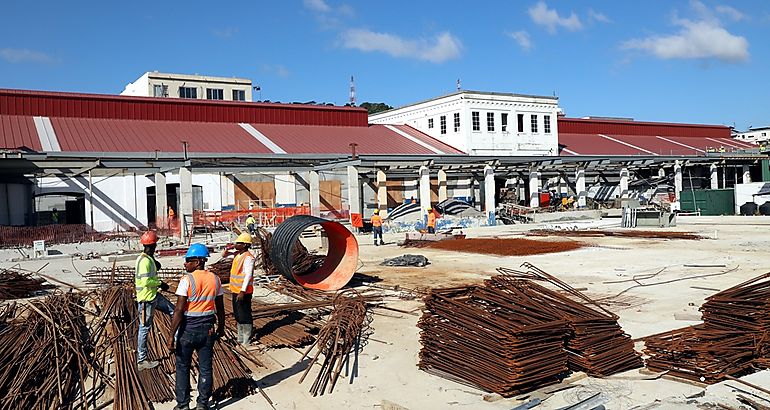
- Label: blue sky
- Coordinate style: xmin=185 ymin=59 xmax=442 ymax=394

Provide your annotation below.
xmin=1 ymin=0 xmax=768 ymax=130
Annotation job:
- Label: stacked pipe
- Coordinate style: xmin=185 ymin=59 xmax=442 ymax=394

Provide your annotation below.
xmin=418 ymin=285 xmax=571 ymax=396
xmin=0 ymin=268 xmax=55 ymax=300
xmin=644 ymin=272 xmax=770 ymax=383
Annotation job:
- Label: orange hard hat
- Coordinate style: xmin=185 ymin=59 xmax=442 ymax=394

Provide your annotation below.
xmin=140 ymin=231 xmax=158 ymax=245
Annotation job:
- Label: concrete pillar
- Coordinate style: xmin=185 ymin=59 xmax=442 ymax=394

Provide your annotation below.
xmin=179 ymin=167 xmax=193 ymax=242
xmin=376 ymin=170 xmax=388 ymax=217
xmin=529 ymin=167 xmax=540 ymax=208
xmin=658 ymin=168 xmax=666 ymax=178
xmin=558 ymin=173 xmax=568 ymax=196
xmin=674 ymin=161 xmax=683 ymax=201
xmin=154 ymin=172 xmax=167 ymax=229
xmin=710 ymin=164 xmax=718 ymax=189
xmin=309 ymin=171 xmax=321 ymax=217
xmin=619 ymin=168 xmax=629 ymax=199
xmin=518 ymin=177 xmax=526 ymax=205
xmin=418 ymin=166 xmax=431 ymax=214
xmin=484 ymin=165 xmax=496 ymax=225
xmin=742 ymin=165 xmax=751 ymax=184
xmin=437 ymin=169 xmax=448 ymax=203
xmin=346 ymin=165 xmax=361 ymax=216
xmin=576 ymin=168 xmax=586 ymax=208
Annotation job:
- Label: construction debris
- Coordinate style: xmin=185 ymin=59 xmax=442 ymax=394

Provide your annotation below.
xmin=528 ymin=229 xmax=704 ymax=240
xmin=0 ymin=224 xmax=129 ymax=248
xmin=381 ymin=254 xmax=430 ymax=267
xmin=407 ymin=238 xmax=585 ymax=256
xmin=0 ymin=268 xmax=55 ymax=300
xmin=644 ymin=272 xmax=770 ymax=383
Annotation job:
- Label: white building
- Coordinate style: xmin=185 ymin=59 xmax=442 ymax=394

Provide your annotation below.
xmin=369 ymin=90 xmax=561 ymax=156
xmin=121 ymin=71 xmax=253 ymax=102
xmin=733 ymin=126 xmax=769 ymax=144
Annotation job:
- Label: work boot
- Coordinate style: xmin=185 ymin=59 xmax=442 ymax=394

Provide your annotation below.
xmin=195 ymin=403 xmax=209 ymax=410
xmin=380 ymin=241 xmax=386 ymax=246
xmin=137 ymin=360 xmax=159 ymax=371
xmin=242 ymin=324 xmax=253 ymax=346
xmin=173 ymin=405 xmax=189 ymax=410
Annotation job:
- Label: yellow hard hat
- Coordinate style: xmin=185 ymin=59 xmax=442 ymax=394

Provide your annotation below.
xmin=373 ymin=209 xmax=379 ymax=214
xmin=426 ymin=207 xmax=432 ymax=211
xmin=235 ymin=232 xmax=253 ymax=244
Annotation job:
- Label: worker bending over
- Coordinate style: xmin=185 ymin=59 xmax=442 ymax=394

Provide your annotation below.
xmin=426 ymin=207 xmax=436 ymax=234
xmin=168 ymin=243 xmax=225 ymax=410
xmin=245 ymin=214 xmax=257 ymax=236
xmin=222 ymin=233 xmax=255 ymax=344
xmin=135 ymin=231 xmax=173 ymax=370
xmin=371 ymin=209 xmax=385 ymax=246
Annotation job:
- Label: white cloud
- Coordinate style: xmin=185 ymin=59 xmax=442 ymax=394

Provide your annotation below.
xmin=0 ymin=48 xmax=53 ymax=64
xmin=261 ymin=64 xmax=290 ymax=78
xmin=528 ymin=2 xmax=583 ymax=34
xmin=304 ymin=0 xmax=331 ymax=13
xmin=715 ymin=5 xmax=745 ymax=21
xmin=507 ymin=30 xmax=532 ymax=50
xmin=340 ymin=29 xmax=462 ymax=63
xmin=588 ymin=9 xmax=611 ymax=24
xmin=622 ymin=2 xmax=749 ymax=63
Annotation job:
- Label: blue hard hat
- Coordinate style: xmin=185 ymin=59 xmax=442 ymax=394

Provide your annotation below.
xmin=185 ymin=243 xmax=210 ymax=259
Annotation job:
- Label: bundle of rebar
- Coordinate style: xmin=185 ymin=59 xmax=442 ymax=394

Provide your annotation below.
xmin=208 ymin=258 xmax=234 ymax=283
xmin=0 ymin=224 xmax=127 ymax=248
xmin=85 ymin=266 xmax=185 ymax=285
xmin=644 ymin=272 xmax=770 ymax=383
xmin=298 ymin=290 xmax=372 ymax=396
xmin=418 ymin=284 xmax=571 ymax=396
xmin=0 ymin=268 xmax=55 ymax=300
xmin=223 ymin=292 xmax=319 ymax=348
xmin=255 ymin=227 xmax=325 ymax=277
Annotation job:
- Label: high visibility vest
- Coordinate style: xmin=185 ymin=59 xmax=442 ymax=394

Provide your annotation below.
xmin=427 ymin=212 xmax=436 ymax=228
xmin=371 ymin=215 xmax=382 ymax=227
xmin=185 ymin=270 xmax=220 ymax=317
xmin=135 ymin=253 xmax=161 ymax=302
xmin=246 ymin=216 xmax=256 ymax=226
xmin=229 ymin=251 xmax=254 ymax=294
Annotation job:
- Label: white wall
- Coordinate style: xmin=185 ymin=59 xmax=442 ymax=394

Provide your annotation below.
xmin=274 ymin=172 xmax=297 ymax=206
xmin=121 ymin=72 xmax=252 ymax=101
xmin=120 ymin=73 xmax=149 ymax=96
xmin=735 ymin=182 xmax=770 ymax=214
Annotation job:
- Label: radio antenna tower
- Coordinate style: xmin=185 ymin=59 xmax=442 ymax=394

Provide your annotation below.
xmin=349 ymin=76 xmax=356 ymax=106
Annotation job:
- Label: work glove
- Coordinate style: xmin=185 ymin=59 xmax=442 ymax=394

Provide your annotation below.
xmin=159 ymin=282 xmax=170 ymax=292
xmin=236 ymin=291 xmax=245 ymax=303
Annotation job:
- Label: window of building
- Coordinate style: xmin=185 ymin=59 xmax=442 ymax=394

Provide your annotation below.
xmin=763 ymin=132 xmax=768 ymax=137
xmin=487 ymin=112 xmax=495 ymax=132
xmin=428 ymin=118 xmax=434 ymax=129
xmin=472 ymin=111 xmax=480 ymax=131
xmin=501 ymin=113 xmax=508 ymax=132
xmin=232 ymin=89 xmax=246 ymax=101
xmin=517 ymin=114 xmax=525 ymax=133
xmin=531 ymin=115 xmax=538 ymax=133
xmin=153 ymin=84 xmax=168 ymax=97
xmin=544 ymin=115 xmax=551 ymax=134
xmin=453 ymin=113 xmax=460 ymax=132
xmin=179 ymin=86 xmax=197 ymax=99
xmin=440 ymin=115 xmax=447 ymax=134
xmin=206 ymin=88 xmax=224 ymax=100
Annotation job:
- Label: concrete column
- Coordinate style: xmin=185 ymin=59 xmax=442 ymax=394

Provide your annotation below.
xmin=576 ymin=168 xmax=586 ymax=208
xmin=742 ymin=165 xmax=751 ymax=184
xmin=376 ymin=170 xmax=388 ymax=217
xmin=710 ymin=164 xmax=718 ymax=189
xmin=529 ymin=167 xmax=540 ymax=208
xmin=418 ymin=166 xmax=431 ymax=216
xmin=619 ymin=168 xmax=629 ymax=199
xmin=437 ymin=169 xmax=448 ymax=203
xmin=658 ymin=168 xmax=666 ymax=178
xmin=674 ymin=161 xmax=683 ymax=201
xmin=309 ymin=171 xmax=321 ymax=217
xmin=154 ymin=172 xmax=167 ymax=229
xmin=558 ymin=173 xmax=568 ymax=196
xmin=346 ymin=165 xmax=361 ymax=216
xmin=179 ymin=166 xmax=193 ymax=242
xmin=484 ymin=165 xmax=496 ymax=225
xmin=518 ymin=177 xmax=526 ymax=205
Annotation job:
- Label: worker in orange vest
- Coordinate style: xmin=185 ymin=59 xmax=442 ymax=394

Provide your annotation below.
xmin=222 ymin=232 xmax=255 ymax=344
xmin=371 ymin=209 xmax=385 ymax=246
xmin=168 ymin=243 xmax=224 ymax=410
xmin=426 ymin=207 xmax=436 ymax=234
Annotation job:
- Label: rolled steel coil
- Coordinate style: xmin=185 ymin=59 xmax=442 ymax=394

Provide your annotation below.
xmin=269 ymin=215 xmax=358 ymax=291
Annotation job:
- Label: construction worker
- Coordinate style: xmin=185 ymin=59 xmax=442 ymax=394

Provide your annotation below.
xmin=168 ymin=243 xmax=224 ymax=410
xmin=222 ymin=233 xmax=255 ymax=344
xmin=245 ymin=213 xmax=257 ymax=236
xmin=135 ymin=230 xmax=173 ymax=370
xmin=371 ymin=209 xmax=385 ymax=246
xmin=51 ymin=208 xmax=59 ymax=224
xmin=426 ymin=207 xmax=436 ymax=234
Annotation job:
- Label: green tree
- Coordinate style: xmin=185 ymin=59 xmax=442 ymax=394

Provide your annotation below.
xmin=359 ymin=102 xmax=393 ymax=114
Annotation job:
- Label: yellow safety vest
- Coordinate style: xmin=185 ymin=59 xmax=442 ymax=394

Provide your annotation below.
xmin=135 ymin=253 xmax=161 ymax=302
xmin=229 ymin=251 xmax=254 ymax=294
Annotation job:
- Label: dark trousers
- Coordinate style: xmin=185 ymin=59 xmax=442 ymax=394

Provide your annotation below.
xmin=231 ymin=293 xmax=253 ymax=324
xmin=373 ymin=226 xmax=383 ymax=243
xmin=427 ymin=226 xmax=435 ymax=233
xmin=175 ymin=322 xmax=216 ymax=407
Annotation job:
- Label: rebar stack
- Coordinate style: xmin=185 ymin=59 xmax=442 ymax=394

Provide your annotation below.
xmin=644 ymin=272 xmax=770 ymax=382
xmin=0 ymin=268 xmax=55 ymax=300
xmin=85 ymin=266 xmax=185 ymax=285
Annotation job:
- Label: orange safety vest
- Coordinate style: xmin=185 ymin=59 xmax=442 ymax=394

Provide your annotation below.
xmin=427 ymin=212 xmax=436 ymax=228
xmin=184 ymin=269 xmax=220 ymax=317
xmin=371 ymin=215 xmax=383 ymax=227
xmin=229 ymin=251 xmax=254 ymax=294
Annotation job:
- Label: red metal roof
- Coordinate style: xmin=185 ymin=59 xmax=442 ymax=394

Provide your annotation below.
xmin=250 ymin=124 xmax=457 ymax=155
xmin=389 ymin=125 xmax=465 ymax=154
xmin=50 ymin=117 xmax=272 ymax=153
xmin=560 ymin=133 xmax=755 ymax=156
xmin=0 ymin=115 xmax=41 ymax=151
xmin=0 ymin=88 xmax=368 ymax=126
xmin=558 ymin=117 xmax=731 ymax=138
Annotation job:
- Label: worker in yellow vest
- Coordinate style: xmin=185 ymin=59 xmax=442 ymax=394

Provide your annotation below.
xmin=371 ymin=209 xmax=385 ymax=246
xmin=245 ymin=214 xmax=257 ymax=235
xmin=426 ymin=207 xmax=437 ymax=234
xmin=222 ymin=232 xmax=255 ymax=344
xmin=135 ymin=230 xmax=173 ymax=370
xmin=168 ymin=243 xmax=224 ymax=410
